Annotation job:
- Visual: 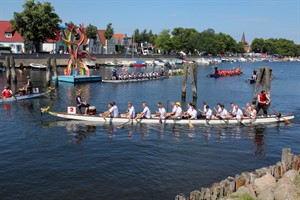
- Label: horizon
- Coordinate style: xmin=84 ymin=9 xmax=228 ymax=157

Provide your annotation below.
xmin=0 ymin=0 xmax=299 ymax=44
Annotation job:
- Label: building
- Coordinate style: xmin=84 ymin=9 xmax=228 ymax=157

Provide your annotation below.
xmin=0 ymin=20 xmax=24 ymax=53
xmin=241 ymin=32 xmax=251 ymax=53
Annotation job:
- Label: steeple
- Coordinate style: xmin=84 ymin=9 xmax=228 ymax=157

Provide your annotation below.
xmin=241 ymin=32 xmax=246 ymax=44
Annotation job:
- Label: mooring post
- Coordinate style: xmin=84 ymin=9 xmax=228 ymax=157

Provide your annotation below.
xmin=190 ymin=62 xmax=198 ymax=99
xmin=252 ymin=67 xmax=265 ymax=105
xmin=46 ymin=57 xmax=51 ymax=86
xmin=5 ymin=56 xmax=11 ymax=84
xmin=181 ymin=62 xmax=189 ymax=99
xmin=10 ymin=56 xmax=17 ymax=83
xmin=51 ymin=57 xmax=58 ymax=87
xmin=252 ymin=67 xmax=272 ymax=106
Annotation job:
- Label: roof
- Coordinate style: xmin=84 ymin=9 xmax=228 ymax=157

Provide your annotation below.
xmin=113 ymin=34 xmax=124 ymax=44
xmin=97 ymin=30 xmax=106 ymax=46
xmin=0 ymin=21 xmax=24 ymax=43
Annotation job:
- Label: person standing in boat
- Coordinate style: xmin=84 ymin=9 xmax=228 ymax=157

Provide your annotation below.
xmin=112 ymin=67 xmax=118 ymax=80
xmin=76 ymin=90 xmax=90 ymax=115
xmin=135 ymin=102 xmax=151 ymax=120
xmin=256 ymin=90 xmax=271 ymax=117
xmin=1 ymin=86 xmax=13 ymax=98
xmin=23 ymin=76 xmax=33 ymax=94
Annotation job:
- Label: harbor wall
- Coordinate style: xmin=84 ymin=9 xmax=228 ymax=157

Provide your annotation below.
xmin=175 ymin=148 xmax=300 ymax=200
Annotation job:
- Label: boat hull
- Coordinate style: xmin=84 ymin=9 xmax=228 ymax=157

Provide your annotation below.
xmin=0 ymin=90 xmax=51 ymax=103
xmin=48 ymin=112 xmax=294 ymax=125
xmin=102 ymin=76 xmax=167 ymax=83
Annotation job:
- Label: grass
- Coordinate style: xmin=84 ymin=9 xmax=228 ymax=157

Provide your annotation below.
xmin=230 ymin=193 xmax=256 ymax=200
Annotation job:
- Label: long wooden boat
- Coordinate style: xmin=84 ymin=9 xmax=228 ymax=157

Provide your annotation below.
xmin=0 ymin=89 xmax=52 ymax=103
xmin=47 ymin=112 xmax=294 ymax=125
xmin=102 ymin=76 xmax=167 ymax=83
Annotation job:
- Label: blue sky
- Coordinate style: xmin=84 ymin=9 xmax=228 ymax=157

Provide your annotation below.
xmin=0 ymin=0 xmax=299 ymax=44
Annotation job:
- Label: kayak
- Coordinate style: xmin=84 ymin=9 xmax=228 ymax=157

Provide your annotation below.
xmin=0 ymin=89 xmax=52 ymax=103
xmin=47 ymin=111 xmax=294 ymax=125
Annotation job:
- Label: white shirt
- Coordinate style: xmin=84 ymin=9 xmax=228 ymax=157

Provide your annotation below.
xmin=206 ymin=109 xmax=213 ymax=119
xmin=175 ymin=106 xmax=183 ymax=118
xmin=218 ymin=107 xmax=222 ymax=113
xmin=220 ymin=109 xmax=228 ymax=118
xmin=190 ymin=109 xmax=197 ymax=119
xmin=113 ymin=105 xmax=119 ymax=117
xmin=128 ymin=106 xmax=135 ymax=118
xmin=172 ymin=105 xmax=178 ymax=113
xmin=235 ymin=108 xmax=243 ymax=119
xmin=187 ymin=107 xmax=192 ymax=115
xmin=158 ymin=107 xmax=166 ymax=119
xmin=231 ymin=107 xmax=236 ymax=115
xmin=203 ymin=105 xmax=207 ymax=112
xmin=143 ymin=106 xmax=151 ymax=118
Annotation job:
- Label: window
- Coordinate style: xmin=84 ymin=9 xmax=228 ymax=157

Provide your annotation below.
xmin=5 ymin=33 xmax=12 ymax=38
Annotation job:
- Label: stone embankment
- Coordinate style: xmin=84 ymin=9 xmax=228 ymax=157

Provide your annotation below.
xmin=175 ymin=148 xmax=300 ymax=200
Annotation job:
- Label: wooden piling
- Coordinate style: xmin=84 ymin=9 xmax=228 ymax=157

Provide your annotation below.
xmin=46 ymin=57 xmax=51 ymax=86
xmin=181 ymin=62 xmax=188 ymax=98
xmin=251 ymin=67 xmax=272 ymax=105
xmin=5 ymin=56 xmax=10 ymax=84
xmin=190 ymin=62 xmax=198 ymax=99
xmin=51 ymin=57 xmax=58 ymax=87
xmin=10 ymin=56 xmax=17 ymax=83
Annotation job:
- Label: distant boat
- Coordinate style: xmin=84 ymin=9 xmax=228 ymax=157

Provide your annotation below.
xmin=195 ymin=58 xmax=210 ymax=65
xmin=82 ymin=59 xmax=96 ymax=68
xmin=30 ymin=63 xmax=47 ymax=70
xmin=103 ymin=62 xmax=123 ymax=67
xmin=133 ymin=61 xmax=146 ymax=67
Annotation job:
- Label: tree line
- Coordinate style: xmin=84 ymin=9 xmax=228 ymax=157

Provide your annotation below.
xmin=10 ymin=0 xmax=300 ymax=56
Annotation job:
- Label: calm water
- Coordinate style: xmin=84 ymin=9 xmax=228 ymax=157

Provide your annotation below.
xmin=0 ymin=62 xmax=299 ymax=200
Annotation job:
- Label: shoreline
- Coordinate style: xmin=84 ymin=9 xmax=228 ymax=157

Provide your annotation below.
xmin=176 ymin=148 xmax=300 ymax=200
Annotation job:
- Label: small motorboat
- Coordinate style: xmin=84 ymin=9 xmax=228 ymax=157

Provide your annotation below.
xmin=30 ymin=63 xmax=47 ymax=70
xmin=0 ymin=88 xmax=53 ymax=103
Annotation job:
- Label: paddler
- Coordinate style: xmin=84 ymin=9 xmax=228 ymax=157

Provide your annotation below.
xmin=76 ymin=90 xmax=90 ymax=115
xmin=256 ymin=90 xmax=271 ymax=117
xmin=1 ymin=86 xmax=13 ymax=98
xmin=23 ymin=76 xmax=33 ymax=94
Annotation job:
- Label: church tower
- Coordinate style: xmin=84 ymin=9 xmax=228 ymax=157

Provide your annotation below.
xmin=241 ymin=32 xmax=250 ymax=52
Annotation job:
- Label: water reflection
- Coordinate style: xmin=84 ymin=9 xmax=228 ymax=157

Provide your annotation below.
xmin=247 ymin=126 xmax=266 ymax=156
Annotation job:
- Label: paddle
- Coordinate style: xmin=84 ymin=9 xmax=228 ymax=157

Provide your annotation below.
xmin=268 ymin=105 xmax=291 ymax=124
xmin=117 ymin=119 xmax=131 ymax=129
xmin=188 ymin=116 xmax=194 ymax=128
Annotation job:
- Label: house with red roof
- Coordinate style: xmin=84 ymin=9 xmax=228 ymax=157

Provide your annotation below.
xmin=0 ymin=21 xmax=24 ymax=53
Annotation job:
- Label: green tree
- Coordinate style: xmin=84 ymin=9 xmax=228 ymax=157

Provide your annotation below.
xmin=104 ymin=23 xmax=114 ymax=41
xmin=85 ymin=24 xmax=98 ymax=52
xmin=155 ymin=29 xmax=173 ymax=54
xmin=86 ymin=24 xmax=98 ymax=40
xmin=11 ymin=0 xmax=61 ymax=52
xmin=251 ymin=38 xmax=266 ymax=53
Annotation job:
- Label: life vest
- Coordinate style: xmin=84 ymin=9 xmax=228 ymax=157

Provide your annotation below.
xmin=2 ymin=90 xmax=11 ymax=98
xmin=258 ymin=93 xmax=267 ymax=104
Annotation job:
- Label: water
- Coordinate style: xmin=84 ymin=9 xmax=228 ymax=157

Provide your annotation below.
xmin=0 ymin=62 xmax=299 ymax=199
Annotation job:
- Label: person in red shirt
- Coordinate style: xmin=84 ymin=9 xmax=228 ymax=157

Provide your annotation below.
xmin=1 ymin=86 xmax=13 ymax=98
xmin=257 ymin=90 xmax=271 ymax=117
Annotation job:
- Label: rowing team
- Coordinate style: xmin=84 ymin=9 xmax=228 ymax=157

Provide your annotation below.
xmin=98 ymin=101 xmax=257 ymax=122
xmin=110 ymin=71 xmax=164 ymax=80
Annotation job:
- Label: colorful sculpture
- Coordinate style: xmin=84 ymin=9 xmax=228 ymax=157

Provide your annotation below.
xmin=56 ymin=23 xmax=96 ymax=76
